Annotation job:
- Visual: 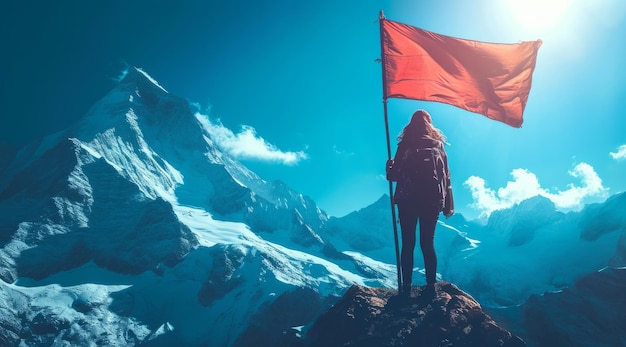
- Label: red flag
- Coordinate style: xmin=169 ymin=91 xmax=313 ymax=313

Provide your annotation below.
xmin=381 ymin=17 xmax=542 ymax=128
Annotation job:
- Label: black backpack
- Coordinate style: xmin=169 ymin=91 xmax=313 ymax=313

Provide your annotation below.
xmin=390 ymin=139 xmax=448 ymax=209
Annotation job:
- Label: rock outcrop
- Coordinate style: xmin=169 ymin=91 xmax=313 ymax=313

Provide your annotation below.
xmin=302 ymin=282 xmax=525 ymax=347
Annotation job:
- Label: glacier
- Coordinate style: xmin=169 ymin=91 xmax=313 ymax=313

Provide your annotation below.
xmin=1 ymin=67 xmax=624 ymax=346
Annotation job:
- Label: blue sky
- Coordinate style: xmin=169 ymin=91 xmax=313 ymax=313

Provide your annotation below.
xmin=2 ymin=0 xmax=625 ymax=219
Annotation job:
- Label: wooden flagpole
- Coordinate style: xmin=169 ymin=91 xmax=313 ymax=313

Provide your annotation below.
xmin=379 ymin=10 xmax=402 ymax=292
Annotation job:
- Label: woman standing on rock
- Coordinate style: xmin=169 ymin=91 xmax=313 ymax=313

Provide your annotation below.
xmin=386 ymin=109 xmax=454 ymax=294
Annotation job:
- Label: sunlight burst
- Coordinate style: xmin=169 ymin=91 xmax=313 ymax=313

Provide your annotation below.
xmin=503 ymin=0 xmax=572 ymax=36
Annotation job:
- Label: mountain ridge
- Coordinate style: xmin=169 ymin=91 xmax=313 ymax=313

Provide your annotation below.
xmin=1 ymin=67 xmax=624 ymax=346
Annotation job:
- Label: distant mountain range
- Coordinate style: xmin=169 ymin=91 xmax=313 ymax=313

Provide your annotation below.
xmin=1 ymin=68 xmax=624 ymax=346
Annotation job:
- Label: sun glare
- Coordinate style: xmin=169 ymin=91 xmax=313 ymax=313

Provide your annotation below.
xmin=502 ymin=0 xmax=572 ymax=37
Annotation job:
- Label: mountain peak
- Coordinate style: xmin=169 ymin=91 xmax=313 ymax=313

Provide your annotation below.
xmin=120 ymin=67 xmax=168 ymax=93
xmin=486 ymin=195 xmax=561 ymax=245
xmin=301 ymin=283 xmax=525 ymax=347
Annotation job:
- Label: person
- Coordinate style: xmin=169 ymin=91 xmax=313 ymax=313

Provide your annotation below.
xmin=386 ymin=109 xmax=454 ymax=295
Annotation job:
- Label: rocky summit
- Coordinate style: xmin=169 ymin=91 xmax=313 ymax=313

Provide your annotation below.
xmin=302 ymin=282 xmax=525 ymax=347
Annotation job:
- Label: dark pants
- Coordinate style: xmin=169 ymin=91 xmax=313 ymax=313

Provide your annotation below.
xmin=397 ymin=202 xmax=440 ymax=287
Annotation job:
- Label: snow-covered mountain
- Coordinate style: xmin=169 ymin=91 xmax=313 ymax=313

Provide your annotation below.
xmin=1 ymin=67 xmax=624 ymax=346
xmin=444 ymin=193 xmax=626 ymax=307
xmin=0 ymin=68 xmax=397 ymax=347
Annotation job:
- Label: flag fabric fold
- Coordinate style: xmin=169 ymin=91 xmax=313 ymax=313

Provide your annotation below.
xmin=381 ymin=17 xmax=542 ymax=128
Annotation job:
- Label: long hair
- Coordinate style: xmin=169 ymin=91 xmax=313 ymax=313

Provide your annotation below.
xmin=397 ymin=109 xmax=446 ymax=143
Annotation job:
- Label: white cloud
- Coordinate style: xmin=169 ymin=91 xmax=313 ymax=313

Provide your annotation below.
xmin=610 ymin=144 xmax=626 ymax=160
xmin=195 ymin=113 xmax=308 ymax=165
xmin=542 ymin=163 xmax=608 ymax=210
xmin=464 ymin=163 xmax=608 ymax=218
